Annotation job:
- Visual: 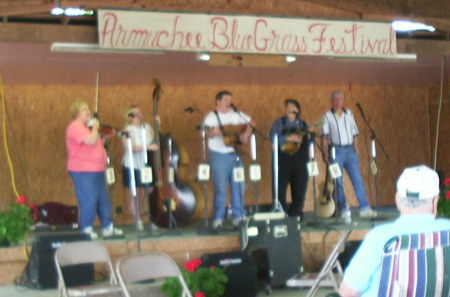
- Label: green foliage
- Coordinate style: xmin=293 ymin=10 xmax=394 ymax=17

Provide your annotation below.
xmin=162 ymin=266 xmax=228 ymax=297
xmin=437 ymin=178 xmax=450 ymax=219
xmin=0 ymin=202 xmax=33 ymax=244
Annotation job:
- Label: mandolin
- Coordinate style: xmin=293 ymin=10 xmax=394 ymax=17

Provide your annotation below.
xmin=316 ymin=166 xmax=336 ymax=218
xmin=280 ymin=119 xmax=324 ymax=155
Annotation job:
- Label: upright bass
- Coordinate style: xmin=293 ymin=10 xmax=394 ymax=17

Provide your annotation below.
xmin=149 ymin=79 xmax=197 ymax=228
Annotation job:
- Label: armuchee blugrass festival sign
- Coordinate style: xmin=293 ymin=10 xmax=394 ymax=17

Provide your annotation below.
xmin=98 ymin=9 xmax=396 ymax=58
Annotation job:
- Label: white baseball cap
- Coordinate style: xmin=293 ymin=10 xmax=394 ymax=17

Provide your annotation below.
xmin=396 ymin=165 xmax=440 ymax=200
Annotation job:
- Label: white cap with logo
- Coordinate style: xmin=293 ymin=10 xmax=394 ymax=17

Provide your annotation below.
xmin=396 ymin=165 xmax=440 ymax=200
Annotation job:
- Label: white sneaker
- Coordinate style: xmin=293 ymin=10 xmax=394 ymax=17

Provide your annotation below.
xmin=232 ymin=218 xmax=242 ymax=227
xmin=360 ymin=208 xmax=378 ymax=218
xmin=137 ymin=220 xmax=144 ymax=231
xmin=103 ymin=224 xmax=123 ymax=237
xmin=83 ymin=226 xmax=98 ymax=239
xmin=212 ymin=219 xmax=223 ymax=229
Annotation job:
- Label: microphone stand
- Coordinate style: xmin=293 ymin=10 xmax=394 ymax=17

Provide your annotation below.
xmin=305 ymin=134 xmax=327 ymax=228
xmin=249 ymin=133 xmax=261 ymax=214
xmin=356 ymin=103 xmax=389 ymax=221
xmin=184 ymin=107 xmax=217 ymax=234
xmin=272 ymin=134 xmax=285 ymax=213
xmin=232 ymin=106 xmax=268 ymax=142
xmin=123 ymin=131 xmax=142 ymax=251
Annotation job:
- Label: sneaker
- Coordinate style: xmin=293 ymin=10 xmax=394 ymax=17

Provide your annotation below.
xmin=83 ymin=226 xmax=98 ymax=239
xmin=212 ymin=219 xmax=223 ymax=229
xmin=137 ymin=220 xmax=144 ymax=231
xmin=360 ymin=208 xmax=378 ymax=218
xmin=232 ymin=218 xmax=242 ymax=227
xmin=103 ymin=224 xmax=124 ymax=237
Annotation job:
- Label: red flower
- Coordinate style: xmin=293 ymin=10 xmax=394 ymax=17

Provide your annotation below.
xmin=184 ymin=259 xmax=202 ymax=272
xmin=194 ymin=291 xmax=205 ymax=297
xmin=446 ymin=191 xmax=450 ymax=200
xmin=15 ymin=195 xmax=27 ymax=204
xmin=444 ymin=178 xmax=450 ymax=186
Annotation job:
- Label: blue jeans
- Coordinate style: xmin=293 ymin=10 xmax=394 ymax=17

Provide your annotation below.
xmin=210 ymin=150 xmax=246 ymax=220
xmin=333 ymin=146 xmax=370 ymax=211
xmin=69 ymin=171 xmax=112 ymax=230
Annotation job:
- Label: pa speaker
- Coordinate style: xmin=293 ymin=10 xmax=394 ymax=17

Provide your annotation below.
xmin=25 ymin=231 xmax=94 ymax=289
xmin=201 ymin=251 xmax=258 ymax=297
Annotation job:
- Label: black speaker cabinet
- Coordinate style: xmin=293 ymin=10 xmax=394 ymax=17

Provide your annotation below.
xmin=240 ymin=216 xmax=303 ymax=286
xmin=26 ymin=231 xmax=94 ymax=289
xmin=201 ymin=251 xmax=258 ymax=297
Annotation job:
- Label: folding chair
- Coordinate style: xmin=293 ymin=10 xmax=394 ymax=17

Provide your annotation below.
xmin=54 ymin=241 xmax=121 ymax=297
xmin=116 ymin=251 xmax=193 ymax=297
xmin=377 ymin=230 xmax=450 ymax=297
xmin=287 ymin=228 xmax=352 ymax=297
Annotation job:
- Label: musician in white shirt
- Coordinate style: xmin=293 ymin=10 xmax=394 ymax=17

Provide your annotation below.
xmin=204 ymin=90 xmax=253 ymax=229
xmin=321 ymin=90 xmax=377 ymax=218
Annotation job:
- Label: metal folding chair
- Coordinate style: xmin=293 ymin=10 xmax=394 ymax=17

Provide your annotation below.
xmin=116 ymin=251 xmax=193 ymax=297
xmin=54 ymin=241 xmax=121 ymax=297
xmin=287 ymin=228 xmax=352 ymax=297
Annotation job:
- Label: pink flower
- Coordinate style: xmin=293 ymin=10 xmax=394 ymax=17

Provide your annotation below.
xmin=194 ymin=291 xmax=205 ymax=297
xmin=15 ymin=195 xmax=27 ymax=204
xmin=184 ymin=259 xmax=202 ymax=272
xmin=446 ymin=191 xmax=450 ymax=201
xmin=444 ymin=178 xmax=450 ymax=186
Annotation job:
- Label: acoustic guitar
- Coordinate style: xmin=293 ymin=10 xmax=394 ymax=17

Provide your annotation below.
xmin=205 ymin=124 xmax=250 ymax=155
xmin=316 ymin=166 xmax=336 ymax=218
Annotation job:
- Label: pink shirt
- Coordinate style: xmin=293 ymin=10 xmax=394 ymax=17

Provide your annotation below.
xmin=66 ymin=120 xmax=107 ymax=172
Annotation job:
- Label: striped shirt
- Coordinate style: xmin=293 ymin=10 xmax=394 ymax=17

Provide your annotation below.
xmin=322 ymin=108 xmax=359 ymax=146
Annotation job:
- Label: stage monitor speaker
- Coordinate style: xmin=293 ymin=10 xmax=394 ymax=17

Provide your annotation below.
xmin=240 ymin=215 xmax=303 ymax=286
xmin=25 ymin=231 xmax=94 ymax=289
xmin=201 ymin=251 xmax=258 ymax=297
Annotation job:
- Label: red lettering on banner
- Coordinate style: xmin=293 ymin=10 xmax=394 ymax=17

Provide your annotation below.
xmin=309 ymin=24 xmax=328 ymax=54
xmin=210 ymin=17 xmax=230 ymax=50
xmin=254 ymin=19 xmax=268 ymax=51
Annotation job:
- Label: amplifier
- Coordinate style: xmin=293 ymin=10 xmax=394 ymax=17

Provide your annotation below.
xmin=25 ymin=231 xmax=94 ymax=289
xmin=201 ymin=251 xmax=258 ymax=297
xmin=240 ymin=215 xmax=303 ymax=286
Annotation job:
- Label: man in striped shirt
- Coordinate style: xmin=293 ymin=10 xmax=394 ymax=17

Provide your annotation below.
xmin=321 ymin=90 xmax=377 ymax=218
xmin=339 ymin=165 xmax=450 ymax=297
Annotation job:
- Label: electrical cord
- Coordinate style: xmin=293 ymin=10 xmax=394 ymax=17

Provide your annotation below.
xmin=0 ymin=73 xmax=19 ymax=197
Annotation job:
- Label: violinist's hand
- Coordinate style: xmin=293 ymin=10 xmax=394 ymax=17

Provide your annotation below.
xmin=209 ymin=127 xmax=222 ymax=136
xmin=91 ymin=118 xmax=100 ymax=130
xmin=155 ymin=116 xmax=161 ymax=126
xmin=147 ymin=144 xmax=159 ymax=151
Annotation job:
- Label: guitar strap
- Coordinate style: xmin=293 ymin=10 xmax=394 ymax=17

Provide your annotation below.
xmin=214 ymin=110 xmax=225 ymax=132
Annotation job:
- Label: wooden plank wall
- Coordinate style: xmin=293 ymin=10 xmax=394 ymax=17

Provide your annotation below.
xmin=0 ymin=83 xmax=432 ymax=224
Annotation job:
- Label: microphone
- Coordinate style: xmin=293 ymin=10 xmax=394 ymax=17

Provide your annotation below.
xmin=184 ymin=107 xmax=195 ymax=113
xmin=230 ymin=103 xmax=238 ymax=112
xmin=117 ymin=131 xmax=130 ymax=137
xmin=356 ymin=103 xmax=365 ymax=116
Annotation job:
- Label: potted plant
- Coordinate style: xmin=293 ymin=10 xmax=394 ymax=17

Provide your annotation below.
xmin=0 ymin=195 xmax=36 ymax=246
xmin=162 ymin=258 xmax=228 ymax=297
xmin=437 ymin=178 xmax=450 ymax=219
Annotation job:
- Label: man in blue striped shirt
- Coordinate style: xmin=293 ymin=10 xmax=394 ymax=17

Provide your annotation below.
xmin=321 ymin=90 xmax=377 ymax=218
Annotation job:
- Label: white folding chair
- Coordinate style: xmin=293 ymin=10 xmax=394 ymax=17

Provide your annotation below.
xmin=54 ymin=241 xmax=121 ymax=297
xmin=116 ymin=251 xmax=193 ymax=297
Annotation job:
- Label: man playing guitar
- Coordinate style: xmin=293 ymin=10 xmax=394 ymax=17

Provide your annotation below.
xmin=204 ymin=90 xmax=253 ymax=230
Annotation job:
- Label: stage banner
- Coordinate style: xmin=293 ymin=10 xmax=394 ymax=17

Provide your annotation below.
xmin=98 ymin=9 xmax=396 ymax=58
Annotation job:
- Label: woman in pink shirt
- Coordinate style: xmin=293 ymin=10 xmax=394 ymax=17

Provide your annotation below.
xmin=66 ymin=100 xmax=122 ymax=239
